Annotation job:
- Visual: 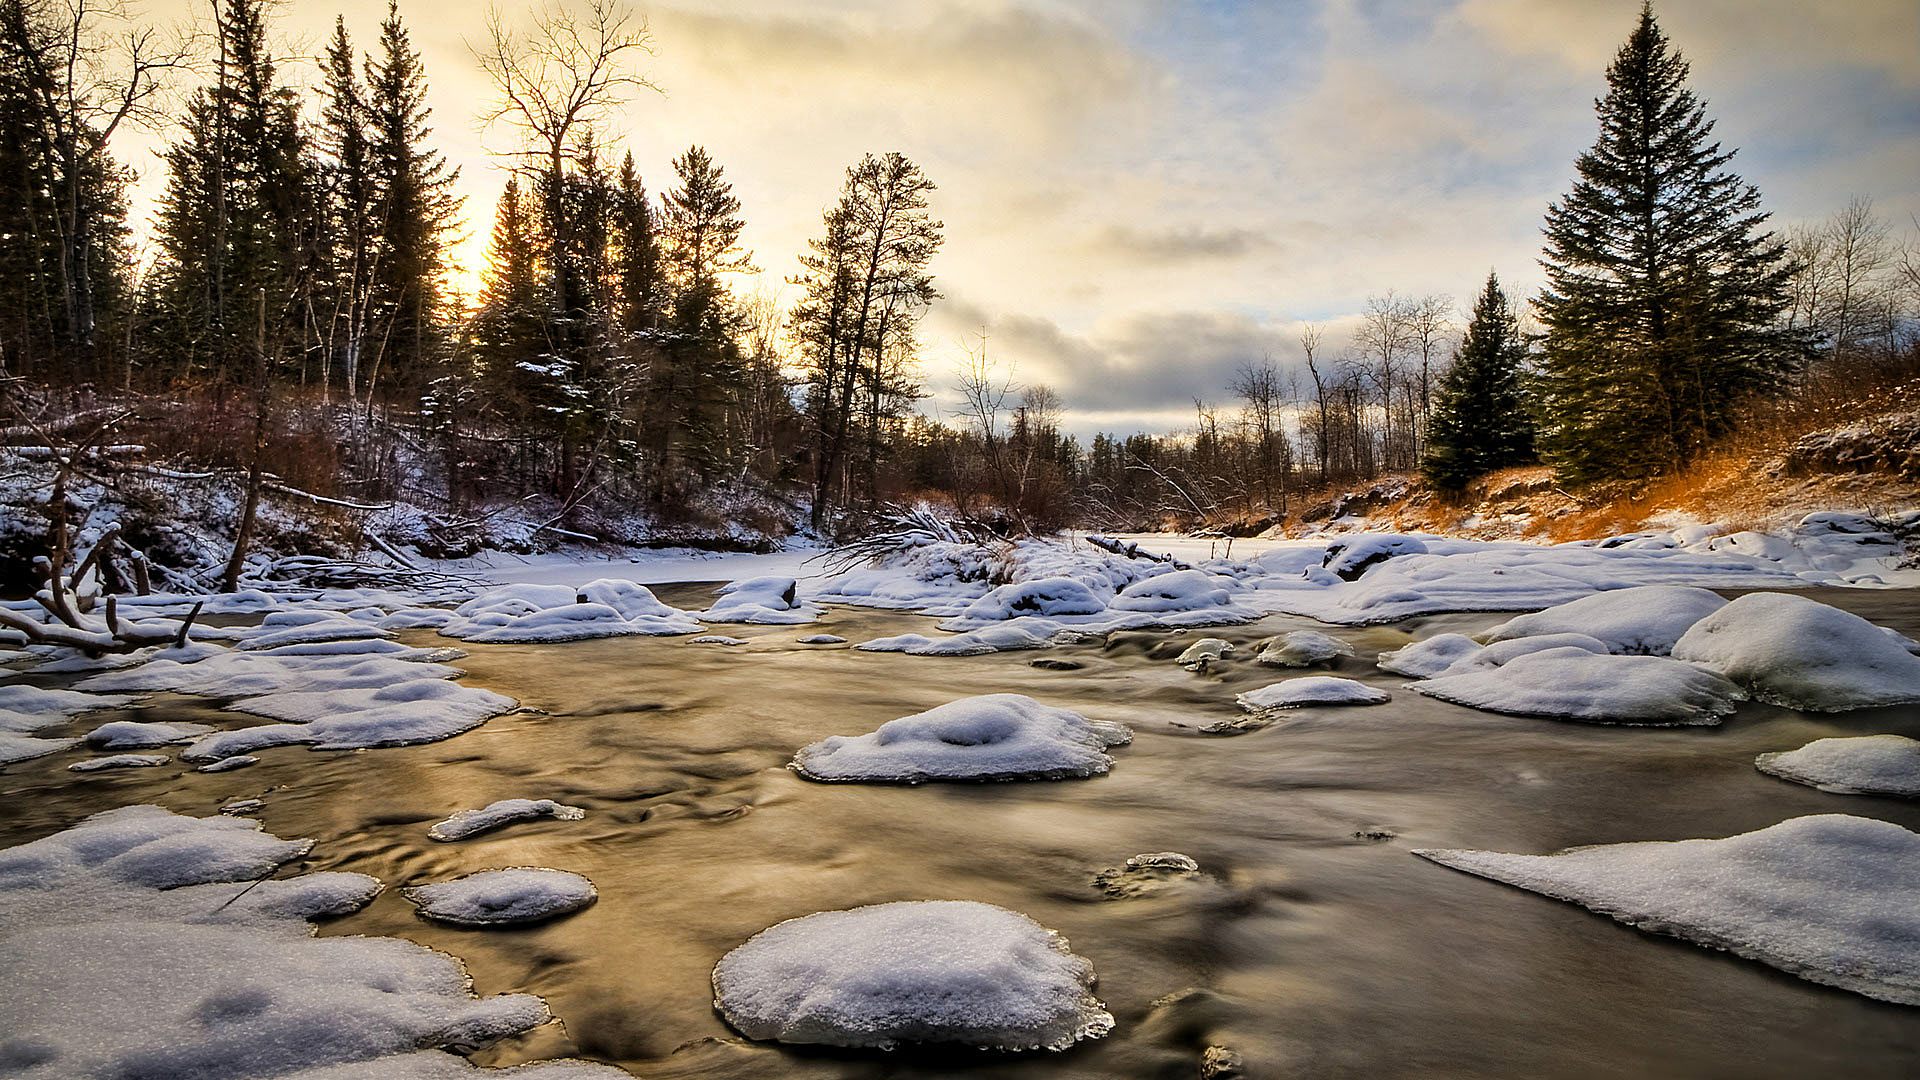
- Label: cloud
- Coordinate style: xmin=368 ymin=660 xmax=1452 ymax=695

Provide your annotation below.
xmin=1088 ymin=224 xmax=1275 ymax=263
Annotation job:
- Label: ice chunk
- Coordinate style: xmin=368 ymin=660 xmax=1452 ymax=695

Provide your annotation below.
xmin=1756 ymin=735 xmax=1920 ymax=798
xmin=712 ymin=900 xmax=1113 ymax=1050
xmin=84 ymin=720 xmax=215 ymax=750
xmin=1415 ymin=815 xmax=1920 ymax=1005
xmin=428 ymin=799 xmax=587 ymax=842
xmin=1236 ymin=676 xmax=1390 ymax=711
xmin=403 ymin=868 xmax=598 ymax=927
xmin=1375 ymin=633 xmax=1482 ymax=678
xmin=1671 ymin=592 xmax=1920 ymax=711
xmin=699 ymin=576 xmax=822 ymax=625
xmin=1255 ymin=630 xmax=1353 ymax=667
xmin=69 ymin=753 xmax=168 ymax=772
xmin=1176 ymin=637 xmax=1236 ymax=671
xmin=1484 ymin=585 xmax=1728 ymax=655
xmin=1413 ymin=648 xmax=1739 ymax=725
xmin=792 ymin=693 xmax=1131 ymax=783
xmin=1093 ymin=852 xmax=1204 ymax=898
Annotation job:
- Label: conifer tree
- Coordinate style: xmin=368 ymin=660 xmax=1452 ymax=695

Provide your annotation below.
xmin=318 ymin=16 xmax=371 ymax=402
xmin=364 ymin=0 xmax=458 ymax=400
xmin=1422 ymin=272 xmax=1533 ymax=491
xmin=612 ymin=152 xmax=662 ymax=334
xmin=1534 ymin=3 xmax=1795 ymax=485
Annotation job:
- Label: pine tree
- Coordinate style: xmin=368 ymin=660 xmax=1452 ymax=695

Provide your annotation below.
xmin=318 ymin=16 xmax=371 ymax=402
xmin=470 ymin=175 xmax=546 ymax=415
xmin=1534 ymin=3 xmax=1795 ymax=485
xmin=612 ymin=153 xmax=662 ymax=335
xmin=364 ymin=0 xmax=459 ymax=400
xmin=1422 ymin=272 xmax=1534 ymax=491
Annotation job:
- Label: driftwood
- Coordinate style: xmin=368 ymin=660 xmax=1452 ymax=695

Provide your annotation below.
xmin=1085 ymin=533 xmax=1192 ymax=570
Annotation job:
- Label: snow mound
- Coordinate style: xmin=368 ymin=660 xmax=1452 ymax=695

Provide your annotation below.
xmin=84 ymin=719 xmax=214 ymax=749
xmin=1375 ymin=633 xmax=1482 ymax=678
xmin=403 ymin=868 xmax=598 ymax=927
xmin=441 ymin=580 xmax=701 ymax=642
xmin=429 ymin=799 xmax=588 ymax=842
xmin=690 ymin=634 xmax=749 ymax=646
xmin=953 ymin=577 xmax=1108 ymax=623
xmin=197 ymin=755 xmax=258 ymax=772
xmin=1256 ymin=630 xmax=1353 ymax=667
xmin=234 ymin=610 xmax=395 ymax=651
xmin=854 ymin=620 xmax=1074 ymax=656
xmin=1756 ymin=736 xmax=1920 ymax=798
xmin=1433 ymin=633 xmax=1610 ymax=674
xmin=1236 ymin=676 xmax=1390 ymax=711
xmin=1415 ymin=815 xmax=1920 ymax=1005
xmin=792 ymin=694 xmax=1131 ymax=783
xmin=699 ymin=576 xmax=822 ymax=624
xmin=69 ymin=753 xmax=168 ymax=772
xmin=1484 ymin=585 xmax=1727 ymax=655
xmin=0 ymin=684 xmax=137 ymax=733
xmin=80 ymin=650 xmax=465 ymax=698
xmin=1322 ymin=534 xmax=1429 ymax=580
xmin=1671 ymin=592 xmax=1920 ymax=712
xmin=1413 ymin=648 xmax=1739 ymax=725
xmin=711 ymin=900 xmax=1113 ymax=1051
xmin=0 ymin=806 xmax=593 ymax=1077
xmin=1176 ymin=637 xmax=1236 ymax=671
xmin=797 ymin=634 xmax=847 ymax=645
xmin=1110 ymin=569 xmax=1237 ymax=613
xmin=0 ymin=733 xmax=78 ymax=766
xmin=183 ymin=679 xmax=518 ymax=760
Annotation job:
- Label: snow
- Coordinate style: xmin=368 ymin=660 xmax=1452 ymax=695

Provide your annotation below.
xmin=1176 ymin=637 xmax=1236 ymax=670
xmin=0 ymin=683 xmax=137 ymax=732
xmin=1483 ymin=585 xmax=1728 ymax=655
xmin=68 ymin=753 xmax=168 ymax=771
xmin=233 ymin=610 xmax=395 ymax=651
xmin=952 ymin=576 xmax=1109 ymax=623
xmin=80 ymin=650 xmax=466 ymax=698
xmin=403 ymin=868 xmax=598 ymax=927
xmin=183 ymin=679 xmax=519 ymax=760
xmin=1255 ymin=629 xmax=1353 ymax=667
xmin=0 ymin=733 xmax=78 ymax=766
xmin=1375 ymin=633 xmax=1483 ymax=678
xmin=791 ymin=693 xmax=1132 ymax=783
xmin=711 ymin=900 xmax=1113 ymax=1051
xmin=797 ymin=633 xmax=846 ymax=645
xmin=1756 ymin=736 xmax=1920 ymax=798
xmin=698 ymin=576 xmax=822 ymax=624
xmin=0 ymin=806 xmax=603 ymax=1077
xmin=690 ymin=634 xmax=749 ymax=646
xmin=1236 ymin=676 xmax=1391 ymax=711
xmin=1413 ymin=647 xmax=1740 ymax=725
xmin=1321 ymin=534 xmax=1430 ymax=580
xmin=1433 ymin=633 xmax=1611 ymax=674
xmin=429 ymin=799 xmax=588 ymax=842
xmin=853 ymin=620 xmax=1077 ymax=656
xmin=440 ymin=579 xmax=702 ymax=643
xmin=198 ymin=755 xmax=259 ymax=772
xmin=1671 ymin=592 xmax=1920 ymax=712
xmin=1415 ymin=814 xmax=1920 ymax=1006
xmin=84 ymin=719 xmax=214 ymax=749
xmin=1109 ymin=568 xmax=1238 ymax=612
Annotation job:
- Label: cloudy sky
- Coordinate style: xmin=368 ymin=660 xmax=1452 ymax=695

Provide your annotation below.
xmin=127 ymin=0 xmax=1920 ymax=436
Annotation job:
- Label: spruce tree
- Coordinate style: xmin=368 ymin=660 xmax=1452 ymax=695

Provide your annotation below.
xmin=1422 ymin=272 xmax=1534 ymax=491
xmin=1534 ymin=3 xmax=1795 ymax=485
xmin=319 ymin=17 xmax=371 ymax=402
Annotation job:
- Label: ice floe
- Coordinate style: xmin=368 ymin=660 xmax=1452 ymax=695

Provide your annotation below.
xmin=1236 ymin=676 xmax=1390 ymax=711
xmin=68 ymin=753 xmax=168 ymax=772
xmin=1671 ymin=592 xmax=1920 ymax=712
xmin=1416 ymin=815 xmax=1920 ymax=1005
xmin=83 ymin=719 xmax=214 ymax=749
xmin=1412 ymin=648 xmax=1740 ymax=725
xmin=1755 ymin=735 xmax=1920 ymax=798
xmin=1255 ymin=629 xmax=1353 ymax=667
xmin=0 ymin=806 xmax=608 ymax=1076
xmin=428 ymin=799 xmax=588 ymax=842
xmin=791 ymin=693 xmax=1131 ymax=783
xmin=711 ymin=900 xmax=1113 ymax=1051
xmin=403 ymin=868 xmax=598 ymax=927
xmin=1483 ymin=585 xmax=1728 ymax=655
xmin=797 ymin=633 xmax=847 ymax=645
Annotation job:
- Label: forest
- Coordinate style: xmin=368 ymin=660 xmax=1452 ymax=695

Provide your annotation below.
xmin=2 ymin=0 xmax=1918 ymax=571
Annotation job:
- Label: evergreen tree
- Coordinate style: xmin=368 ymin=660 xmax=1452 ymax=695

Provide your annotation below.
xmin=318 ymin=16 xmax=371 ymax=401
xmin=470 ymin=175 xmax=547 ymax=417
xmin=612 ymin=152 xmax=662 ymax=334
xmin=1534 ymin=3 xmax=1795 ymax=485
xmin=1422 ymin=272 xmax=1534 ymax=491
xmin=363 ymin=0 xmax=458 ymax=400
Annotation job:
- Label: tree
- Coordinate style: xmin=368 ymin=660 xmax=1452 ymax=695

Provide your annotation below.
xmin=1231 ymin=356 xmax=1288 ymax=512
xmin=1533 ymin=3 xmax=1795 ymax=485
xmin=317 ymin=16 xmax=371 ymax=402
xmin=1422 ymin=271 xmax=1534 ymax=491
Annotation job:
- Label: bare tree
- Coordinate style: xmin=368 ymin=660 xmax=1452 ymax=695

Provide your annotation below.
xmin=955 ymin=327 xmax=1014 ymax=505
xmin=1231 ymin=355 xmax=1287 ymax=513
xmin=1301 ymin=323 xmax=1330 ymax=483
xmin=1822 ymin=196 xmax=1893 ymax=365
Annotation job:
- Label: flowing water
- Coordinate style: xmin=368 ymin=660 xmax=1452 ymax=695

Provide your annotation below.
xmin=3 ymin=585 xmax=1919 ymax=1078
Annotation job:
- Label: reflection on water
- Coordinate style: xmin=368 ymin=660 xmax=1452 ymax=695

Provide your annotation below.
xmin=3 ymin=585 xmax=1918 ymax=1078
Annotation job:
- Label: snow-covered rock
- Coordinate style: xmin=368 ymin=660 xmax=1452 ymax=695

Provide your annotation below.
xmin=1375 ymin=633 xmax=1483 ymax=678
xmin=83 ymin=719 xmax=214 ymax=750
xmin=1756 ymin=735 xmax=1920 ymax=798
xmin=1483 ymin=585 xmax=1728 ymax=655
xmin=0 ymin=806 xmax=607 ymax=1077
xmin=428 ymin=799 xmax=588 ymax=842
xmin=441 ymin=580 xmax=702 ymax=642
xmin=1255 ymin=630 xmax=1353 ymax=667
xmin=1671 ymin=592 xmax=1920 ymax=712
xmin=711 ymin=900 xmax=1113 ymax=1051
xmin=69 ymin=753 xmax=168 ymax=772
xmin=0 ymin=733 xmax=78 ymax=766
xmin=1416 ymin=815 xmax=1920 ymax=1005
xmin=1433 ymin=633 xmax=1610 ymax=674
xmin=1413 ymin=647 xmax=1739 ymax=725
xmin=791 ymin=694 xmax=1131 ymax=783
xmin=1176 ymin=637 xmax=1236 ymax=671
xmin=1109 ymin=569 xmax=1237 ymax=613
xmin=698 ymin=576 xmax=822 ymax=624
xmin=952 ymin=577 xmax=1108 ymax=623
xmin=797 ymin=633 xmax=847 ymax=645
xmin=1236 ymin=676 xmax=1390 ymax=711
xmin=1322 ymin=534 xmax=1429 ymax=580
xmin=403 ymin=868 xmax=597 ymax=927
xmin=182 ymin=679 xmax=518 ymax=760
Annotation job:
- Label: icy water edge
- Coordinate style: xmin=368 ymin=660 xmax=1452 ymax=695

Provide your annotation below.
xmin=2 ymin=585 xmax=1918 ymax=1079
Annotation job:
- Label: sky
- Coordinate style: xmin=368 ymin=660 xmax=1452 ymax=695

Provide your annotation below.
xmin=121 ymin=0 xmax=1920 ymax=437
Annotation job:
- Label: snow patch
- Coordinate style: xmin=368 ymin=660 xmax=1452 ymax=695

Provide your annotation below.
xmin=792 ymin=694 xmax=1131 ymax=783
xmin=428 ymin=799 xmax=588 ymax=842
xmin=1671 ymin=592 xmax=1920 ymax=712
xmin=1756 ymin=735 xmax=1920 ymax=798
xmin=403 ymin=868 xmax=598 ymax=927
xmin=1413 ymin=648 xmax=1740 ymax=725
